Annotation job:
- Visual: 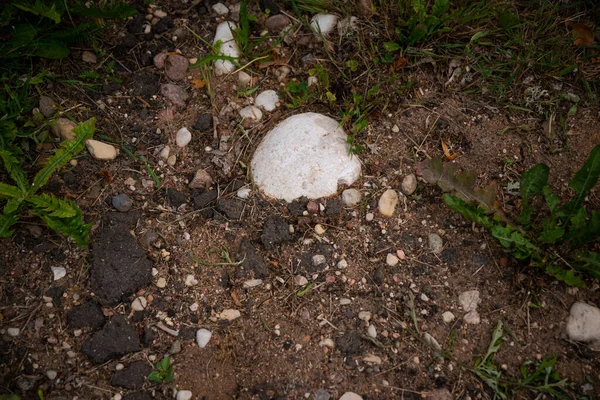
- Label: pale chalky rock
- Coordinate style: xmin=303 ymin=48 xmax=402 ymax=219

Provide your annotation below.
xmin=131 ymin=297 xmax=147 ymax=311
xmin=218 ymin=309 xmax=241 ymax=321
xmin=196 ymin=329 xmax=212 ymax=348
xmin=401 ymin=174 xmax=417 ymax=195
xmin=251 ymin=113 xmax=361 ymax=202
xmin=238 ymin=71 xmax=252 ymax=86
xmin=239 ymin=105 xmax=263 ymax=122
xmin=337 ymin=16 xmax=358 ymax=36
xmin=340 ymin=393 xmax=363 ymax=400
xmin=310 ymin=14 xmax=338 ymax=36
xmin=428 ymin=233 xmax=443 ymax=254
xmin=566 ymin=302 xmax=600 ymax=350
xmin=86 ymin=140 xmax=118 ymax=160
xmin=386 ymin=253 xmax=399 ymax=266
xmin=51 ymin=266 xmax=67 ymax=281
xmin=213 ymin=22 xmax=240 ymax=76
xmin=378 ymin=189 xmax=398 ymax=217
xmin=212 ymin=2 xmax=229 ymax=15
xmin=51 ymin=118 xmax=77 ymax=141
xmin=237 ymin=187 xmax=251 ymax=199
xmin=255 ymin=90 xmax=279 ymax=111
xmin=176 ymin=390 xmax=193 ymax=400
xmin=189 ymin=169 xmax=213 ymax=189
xmin=7 ymin=327 xmax=20 ymax=337
xmin=341 ymin=188 xmax=361 ymax=207
xmin=459 ymin=290 xmax=480 ymax=312
xmin=176 ymin=127 xmax=192 ymax=147
xmin=363 ymin=354 xmax=381 ymax=364
xmin=464 ymin=310 xmax=481 ymax=325
xmin=442 ymin=311 xmax=455 ymax=323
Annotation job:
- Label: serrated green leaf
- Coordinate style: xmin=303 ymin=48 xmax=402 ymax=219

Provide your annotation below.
xmin=3 ymin=198 xmax=23 ymax=215
xmin=443 ymin=194 xmax=495 ymax=230
xmin=416 ymin=159 xmax=497 ymax=210
xmin=572 ymin=251 xmax=600 ymax=280
xmin=406 ymin=23 xmax=428 ymax=45
xmin=383 ymin=42 xmax=401 ymax=52
xmin=14 ymin=0 xmax=61 ymax=23
xmin=31 ymin=118 xmax=95 ymax=195
xmin=0 ymin=213 xmax=19 ymax=238
xmin=27 ymin=193 xmax=78 ymax=218
xmin=34 ymin=208 xmax=90 ymax=247
xmin=432 ymin=0 xmax=449 ymax=17
xmin=542 ymin=186 xmax=560 ymax=213
xmin=0 ymin=183 xmax=22 ymax=199
xmin=147 ymin=370 xmax=162 ymax=382
xmin=545 ymin=265 xmax=585 ymax=288
xmin=0 ymin=149 xmax=28 ymax=192
xmin=563 ymin=145 xmax=600 ymax=214
xmin=569 ymin=207 xmax=587 ymax=231
xmin=34 ymin=40 xmax=70 ymax=59
xmin=517 ymin=163 xmax=549 ymax=227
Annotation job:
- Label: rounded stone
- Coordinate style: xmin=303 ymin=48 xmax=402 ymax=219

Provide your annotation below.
xmin=254 ymin=90 xmax=279 ymax=111
xmin=196 ymin=329 xmax=212 ymax=348
xmin=428 ymin=233 xmax=443 ymax=254
xmin=566 ymin=302 xmax=600 ymax=350
xmin=378 ymin=189 xmax=398 ymax=217
xmin=340 ymin=393 xmax=363 ymax=400
xmin=401 ymin=174 xmax=417 ymax=195
xmin=341 ymin=188 xmax=361 ymax=207
xmin=176 ymin=127 xmax=192 ymax=148
xmin=176 ymin=390 xmax=193 ymax=400
xmin=251 ymin=113 xmax=361 ymax=202
xmin=112 ymin=194 xmax=133 ymax=212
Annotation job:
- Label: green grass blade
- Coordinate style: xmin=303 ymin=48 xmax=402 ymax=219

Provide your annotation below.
xmin=565 ymin=145 xmax=600 ymax=213
xmin=31 ymin=117 xmax=95 ymax=195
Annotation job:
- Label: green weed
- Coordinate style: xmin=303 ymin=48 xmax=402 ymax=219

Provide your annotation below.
xmin=148 ymin=356 xmax=174 ymax=383
xmin=417 ymin=145 xmax=600 ymax=286
xmin=0 ymin=118 xmax=96 ymax=246
xmin=472 ymin=321 xmax=571 ymax=399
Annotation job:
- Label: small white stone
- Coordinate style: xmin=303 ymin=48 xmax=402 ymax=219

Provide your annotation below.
xmin=152 ymin=268 xmax=159 ymax=276
xmin=176 ymin=390 xmax=193 ymax=400
xmin=423 ymin=332 xmax=442 ymax=351
xmin=401 ymin=174 xmax=417 ymax=195
xmin=213 ymin=22 xmax=240 ymax=76
xmin=115 ymin=363 xmax=125 ymax=371
xmin=340 ymin=298 xmax=351 ymax=305
xmin=428 ymin=233 xmax=444 ymax=254
xmin=341 ymin=188 xmax=361 ymax=207
xmin=156 ymin=277 xmax=167 ymax=288
xmin=314 ymin=224 xmax=326 ymax=235
xmin=307 ymin=76 xmax=318 ymax=87
xmin=392 ymin=124 xmax=400 ymax=133
xmin=46 ymin=370 xmax=58 ymax=380
xmin=363 ymin=354 xmax=382 ymax=364
xmin=167 ymin=154 xmax=177 ymax=166
xmin=464 ymin=310 xmax=481 ymax=325
xmin=442 ymin=311 xmax=455 ymax=323
xmin=310 ymin=14 xmax=338 ymax=36
xmin=243 ymin=279 xmax=263 ymax=288
xmin=239 ymin=105 xmax=263 ymax=122
xmin=51 ymin=266 xmax=66 ymax=281
xmin=386 ymin=253 xmax=399 ymax=266
xmin=86 ymin=139 xmax=118 ymax=160
xmin=365 ymin=212 xmax=374 ymax=222
xmin=158 ymin=146 xmax=171 ymax=160
xmin=337 ymin=260 xmax=348 ymax=269
xmin=185 ymin=274 xmax=198 ymax=286
xmin=319 ymin=338 xmax=334 ymax=348
xmin=219 ymin=309 xmax=241 ymax=321
xmin=294 ymin=275 xmax=308 ymax=286
xmin=212 ymin=2 xmax=229 ymax=16
xmin=459 ymin=290 xmax=481 ymax=312
xmin=131 ymin=296 xmax=147 ymax=311
xmin=196 ymin=329 xmax=212 ymax=348
xmin=254 ymin=90 xmax=279 ymax=112
xmin=7 ymin=327 xmax=20 ymax=337
xmin=566 ymin=302 xmax=600 ymax=350
xmin=153 ymin=9 xmax=167 ymax=18
xmin=367 ymin=324 xmax=377 ymax=338
xmin=189 ymin=302 xmax=199 ymax=312
xmin=312 ymin=254 xmax=326 ymax=266
xmin=378 ymin=189 xmax=398 ymax=217
xmin=358 ymin=311 xmax=371 ymax=321
xmin=176 ymin=127 xmax=192 ymax=148
xmin=237 ymin=187 xmax=251 ymax=199
xmin=238 ymin=71 xmax=252 ymax=86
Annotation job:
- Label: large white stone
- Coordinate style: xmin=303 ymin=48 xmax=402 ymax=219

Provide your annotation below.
xmin=213 ymin=22 xmax=240 ymax=76
xmin=251 ymin=113 xmax=361 ymax=202
xmin=310 ymin=14 xmax=338 ymax=37
xmin=566 ymin=302 xmax=600 ymax=350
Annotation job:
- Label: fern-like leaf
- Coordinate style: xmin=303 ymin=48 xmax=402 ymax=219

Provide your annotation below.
xmin=27 ymin=193 xmax=78 ymax=218
xmin=33 ymin=208 xmax=90 ymax=247
xmin=31 ymin=117 xmax=95 ymax=195
xmin=0 ymin=183 xmax=22 ymax=199
xmin=0 ymin=213 xmax=19 ymax=238
xmin=0 ymin=149 xmax=28 ymax=193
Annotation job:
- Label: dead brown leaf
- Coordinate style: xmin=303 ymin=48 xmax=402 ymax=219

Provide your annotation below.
xmin=441 ymin=140 xmax=459 ymax=160
xmin=258 ymin=58 xmax=289 ymax=69
xmin=191 ymin=78 xmax=206 ymax=89
xmin=571 ymin=23 xmax=594 ymax=46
